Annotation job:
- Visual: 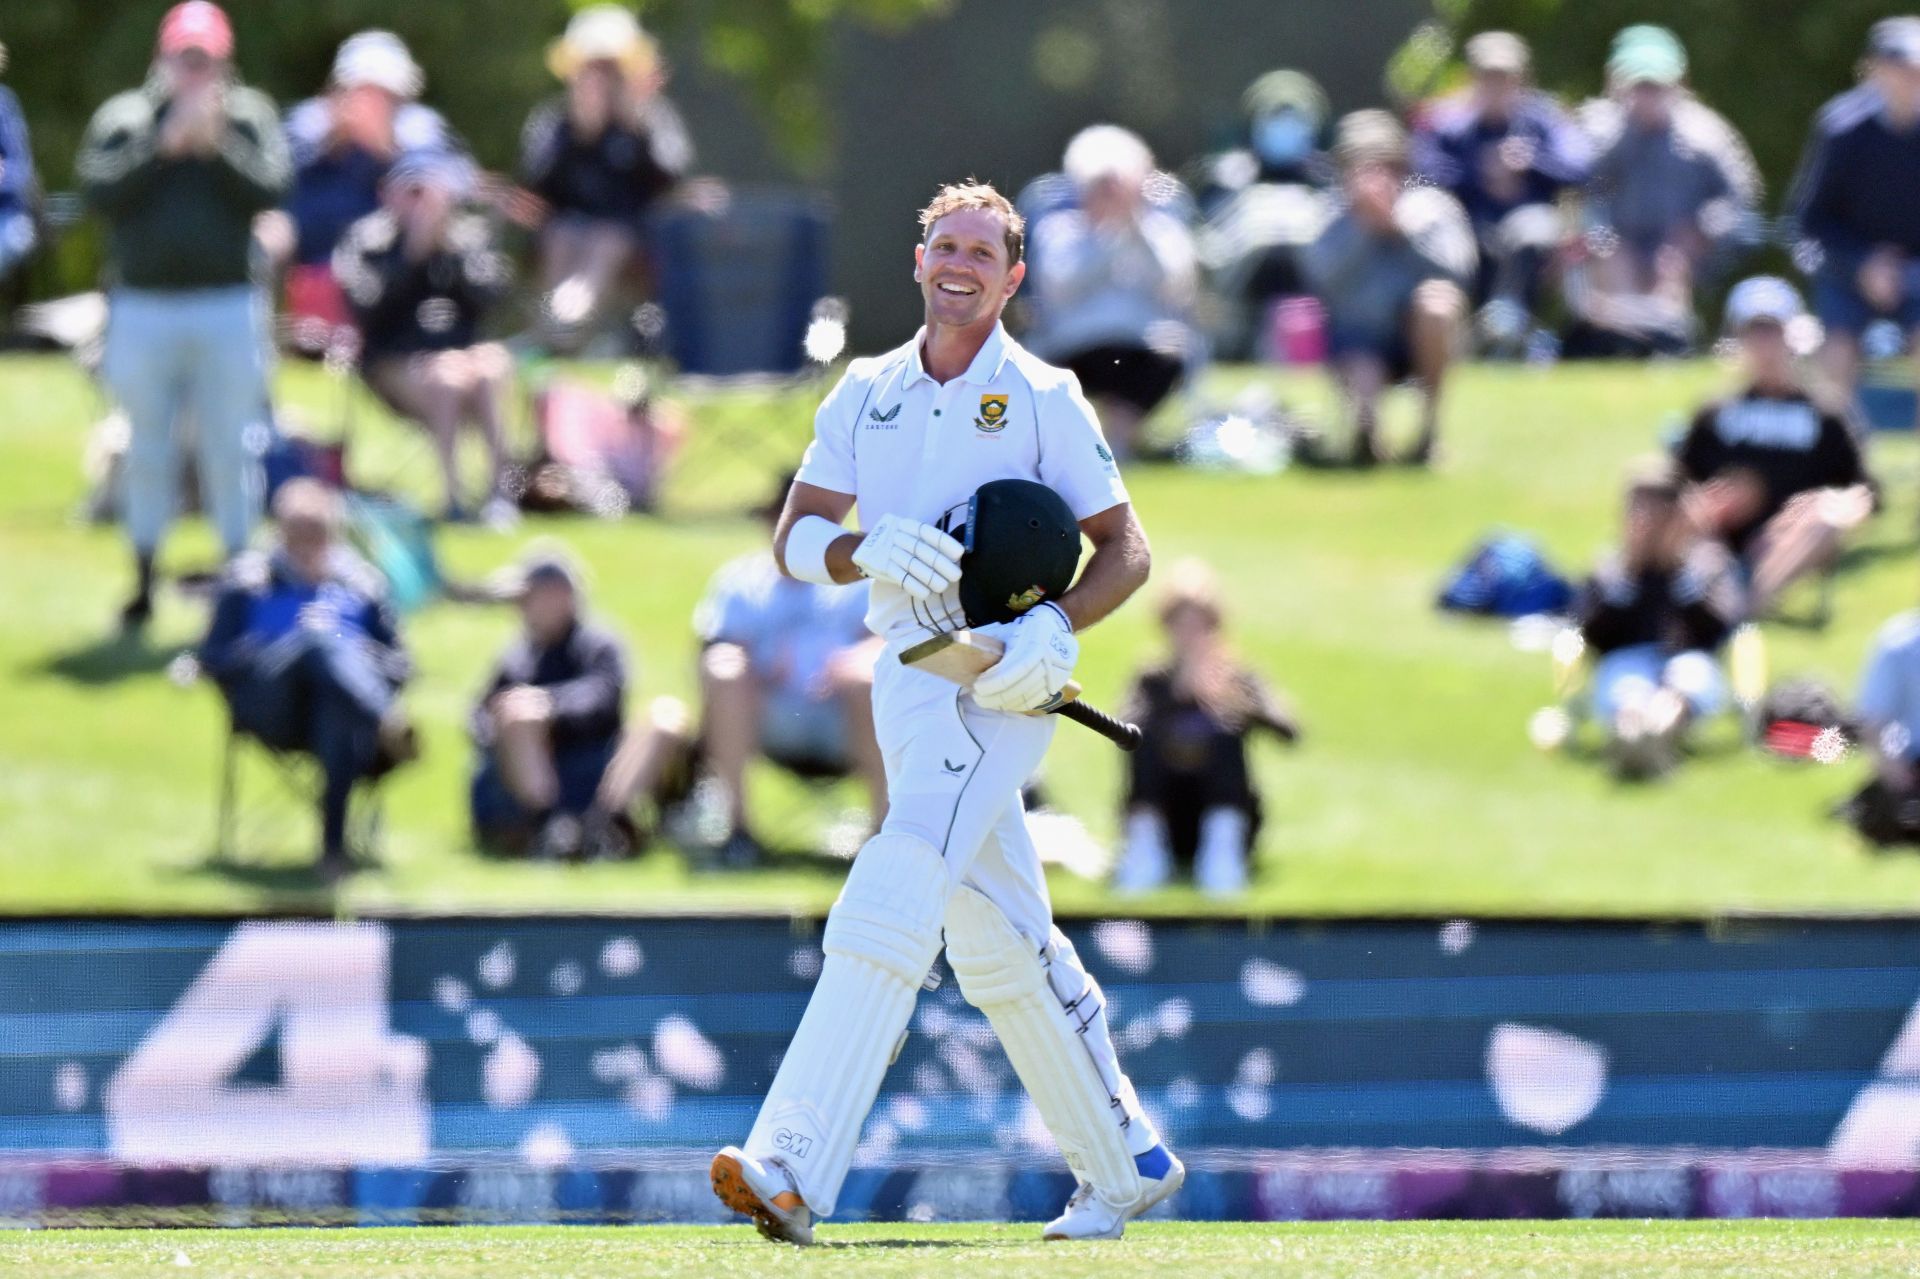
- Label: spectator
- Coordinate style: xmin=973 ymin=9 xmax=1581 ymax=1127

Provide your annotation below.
xmin=333 ymin=148 xmax=516 ymax=525
xmin=1191 ymin=69 xmax=1335 ymax=359
xmin=1575 ymin=460 xmax=1745 ymax=780
xmin=689 ymin=480 xmax=884 ymax=867
xmin=1673 ymin=276 xmax=1873 ymax=617
xmin=264 ymin=31 xmax=449 ymax=355
xmin=1302 ymin=109 xmax=1474 ymax=467
xmin=199 ymin=479 xmax=415 ymax=877
xmin=1111 ymin=560 xmax=1298 ymax=896
xmin=1790 ymin=16 xmax=1920 ymax=419
xmin=1023 ymin=125 xmax=1201 ymax=461
xmin=520 ymin=5 xmax=692 ymax=353
xmin=77 ymin=1 xmax=290 ymax=632
xmin=1569 ymin=25 xmax=1761 ymax=357
xmin=0 ymin=48 xmax=39 ymax=292
xmin=1412 ymin=32 xmax=1592 ymax=353
xmin=1849 ymin=609 xmax=1920 ymax=845
xmin=470 ymin=550 xmax=639 ymax=860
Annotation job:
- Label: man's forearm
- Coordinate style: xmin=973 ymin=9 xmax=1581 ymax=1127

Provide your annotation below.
xmin=1057 ymin=520 xmax=1150 ymax=633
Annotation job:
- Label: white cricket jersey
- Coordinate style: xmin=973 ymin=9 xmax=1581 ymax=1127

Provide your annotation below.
xmin=795 ymin=321 xmax=1129 ymax=643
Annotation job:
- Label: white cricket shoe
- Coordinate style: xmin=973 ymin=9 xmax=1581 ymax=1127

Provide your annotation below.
xmin=1042 ymin=1144 xmax=1185 ymax=1241
xmin=710 ymin=1145 xmax=814 ymax=1246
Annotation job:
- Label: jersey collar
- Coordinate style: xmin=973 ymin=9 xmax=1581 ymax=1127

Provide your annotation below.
xmin=904 ymin=321 xmax=1011 ymax=388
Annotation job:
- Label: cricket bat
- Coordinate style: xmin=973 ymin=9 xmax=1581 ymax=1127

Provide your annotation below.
xmin=899 ymin=630 xmax=1142 ymax=752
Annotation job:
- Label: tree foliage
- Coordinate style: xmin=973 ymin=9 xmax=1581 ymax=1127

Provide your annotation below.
xmin=2 ymin=0 xmax=951 ymax=191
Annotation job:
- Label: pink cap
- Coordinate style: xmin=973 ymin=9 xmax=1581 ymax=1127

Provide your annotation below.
xmin=157 ymin=2 xmax=234 ymax=59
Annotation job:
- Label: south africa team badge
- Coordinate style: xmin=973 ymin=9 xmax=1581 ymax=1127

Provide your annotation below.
xmin=975 ymin=394 xmax=1008 ymax=433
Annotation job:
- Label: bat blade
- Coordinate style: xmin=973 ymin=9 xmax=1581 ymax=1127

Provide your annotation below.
xmin=898 ymin=631 xmax=1082 ymax=704
xmin=899 ymin=629 xmax=1139 ymax=751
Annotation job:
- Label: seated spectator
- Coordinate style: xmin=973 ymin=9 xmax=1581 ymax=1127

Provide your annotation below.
xmin=1673 ymin=276 xmax=1873 ymax=617
xmin=199 ymin=479 xmax=415 ymax=877
xmin=1023 ymin=125 xmax=1201 ymax=460
xmin=262 ymin=31 xmax=448 ymax=354
xmin=521 ymin=5 xmax=692 ymax=353
xmin=688 ymin=481 xmax=884 ymax=866
xmin=333 ymin=149 xmax=516 ymax=525
xmin=78 ymin=1 xmax=290 ymax=631
xmin=1790 ymin=17 xmax=1920 ymax=420
xmin=1191 ymin=69 xmax=1335 ymax=359
xmin=1413 ymin=32 xmax=1591 ymax=353
xmin=0 ymin=56 xmax=39 ymax=292
xmin=1568 ymin=25 xmax=1761 ymax=357
xmin=1302 ymin=110 xmax=1474 ymax=467
xmin=1575 ymin=460 xmax=1745 ymax=780
xmin=1848 ymin=608 xmax=1920 ymax=846
xmin=470 ymin=550 xmax=637 ymax=860
xmin=1112 ymin=560 xmax=1298 ymax=896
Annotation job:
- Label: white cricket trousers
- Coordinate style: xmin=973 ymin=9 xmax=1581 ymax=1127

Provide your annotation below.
xmin=872 ymin=645 xmax=1061 ymax=937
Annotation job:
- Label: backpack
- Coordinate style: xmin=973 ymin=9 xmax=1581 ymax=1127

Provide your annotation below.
xmin=1438 ymin=534 xmax=1575 ymax=618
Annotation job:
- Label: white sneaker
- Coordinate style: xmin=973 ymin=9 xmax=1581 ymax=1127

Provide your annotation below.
xmin=1194 ymin=842 xmax=1248 ymax=897
xmin=1113 ymin=813 xmax=1172 ymax=895
xmin=1042 ymin=1144 xmax=1185 ymax=1241
xmin=710 ymin=1146 xmax=814 ymax=1246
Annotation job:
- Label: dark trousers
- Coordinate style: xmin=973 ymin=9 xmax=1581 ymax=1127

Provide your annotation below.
xmin=1127 ymin=727 xmax=1261 ymax=869
xmin=222 ymin=631 xmax=394 ymax=855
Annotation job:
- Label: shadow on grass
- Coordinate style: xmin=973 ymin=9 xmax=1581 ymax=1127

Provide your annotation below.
xmin=171 ymin=849 xmax=383 ymax=907
xmin=29 ymin=633 xmax=180 ymax=685
xmin=1836 ymin=532 xmax=1920 ymax=575
xmin=814 ymin=1239 xmax=978 ymax=1251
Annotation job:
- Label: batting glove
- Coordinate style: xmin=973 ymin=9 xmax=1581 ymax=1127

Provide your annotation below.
xmin=972 ymin=603 xmax=1078 ymax=713
xmin=852 ymin=514 xmax=966 ymax=601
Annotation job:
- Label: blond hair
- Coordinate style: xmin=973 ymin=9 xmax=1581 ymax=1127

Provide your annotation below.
xmin=918 ymin=181 xmax=1025 ymax=264
xmin=1156 ymin=558 xmax=1225 ymax=630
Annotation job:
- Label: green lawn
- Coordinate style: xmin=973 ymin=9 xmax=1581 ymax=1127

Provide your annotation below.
xmin=5 ymin=353 xmax=1920 ymax=917
xmin=5 ymin=1222 xmax=1919 ymax=1278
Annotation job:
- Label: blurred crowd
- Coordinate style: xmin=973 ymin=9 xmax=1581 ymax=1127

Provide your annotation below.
xmin=4 ymin=5 xmax=1920 ymax=885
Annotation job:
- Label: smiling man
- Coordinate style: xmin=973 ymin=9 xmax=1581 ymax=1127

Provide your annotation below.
xmin=708 ymin=183 xmax=1180 ymax=1244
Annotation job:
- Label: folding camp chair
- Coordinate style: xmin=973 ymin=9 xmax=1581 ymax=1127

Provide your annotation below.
xmin=212 ymin=710 xmax=389 ymax=870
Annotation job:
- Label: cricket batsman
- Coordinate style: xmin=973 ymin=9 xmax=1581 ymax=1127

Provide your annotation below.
xmin=709 ymin=182 xmax=1182 ymax=1243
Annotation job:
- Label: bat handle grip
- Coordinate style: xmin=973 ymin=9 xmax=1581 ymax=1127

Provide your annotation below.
xmin=1056 ymin=700 xmax=1144 ymax=752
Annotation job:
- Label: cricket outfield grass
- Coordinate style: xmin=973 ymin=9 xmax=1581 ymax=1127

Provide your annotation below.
xmin=4 ymin=1220 xmax=1919 ymax=1278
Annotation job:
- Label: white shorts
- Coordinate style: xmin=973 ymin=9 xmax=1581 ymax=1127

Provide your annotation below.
xmin=873 ymin=637 xmax=1057 ymax=945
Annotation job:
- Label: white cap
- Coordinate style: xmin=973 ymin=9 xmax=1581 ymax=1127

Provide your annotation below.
xmin=332 ymin=30 xmax=423 ymax=98
xmin=548 ymin=5 xmax=659 ymax=81
xmin=1724 ymin=275 xmax=1804 ymax=331
xmin=1062 ymin=124 xmax=1154 ymax=190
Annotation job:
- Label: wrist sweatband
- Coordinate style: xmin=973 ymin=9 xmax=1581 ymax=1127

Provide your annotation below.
xmin=785 ymin=514 xmax=846 ymax=586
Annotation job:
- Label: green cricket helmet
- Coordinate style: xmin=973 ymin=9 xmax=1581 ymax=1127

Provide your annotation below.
xmin=936 ymin=479 xmax=1082 ymax=626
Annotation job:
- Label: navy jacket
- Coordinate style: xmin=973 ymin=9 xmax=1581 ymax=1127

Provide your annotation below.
xmin=1790 ymin=84 xmax=1920 ymax=277
xmin=1413 ymin=91 xmax=1592 ymax=227
xmin=200 ymin=546 xmax=410 ymax=689
xmin=471 ymin=619 xmax=627 ymax=753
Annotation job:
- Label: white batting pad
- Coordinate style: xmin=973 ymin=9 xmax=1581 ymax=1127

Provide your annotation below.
xmin=745 ymin=833 xmax=950 ymax=1218
xmin=944 ymin=885 xmax=1148 ymax=1205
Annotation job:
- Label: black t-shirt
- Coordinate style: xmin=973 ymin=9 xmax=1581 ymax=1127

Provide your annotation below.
xmin=1674 ymin=387 xmax=1867 ymax=553
xmin=1577 ymin=542 xmax=1744 ymax=657
xmin=334 ymin=210 xmax=509 ymax=363
xmin=519 ymin=97 xmax=690 ymax=223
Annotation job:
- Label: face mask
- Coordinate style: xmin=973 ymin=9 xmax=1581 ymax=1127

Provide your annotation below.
xmin=1253 ymin=112 xmax=1315 ymax=166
